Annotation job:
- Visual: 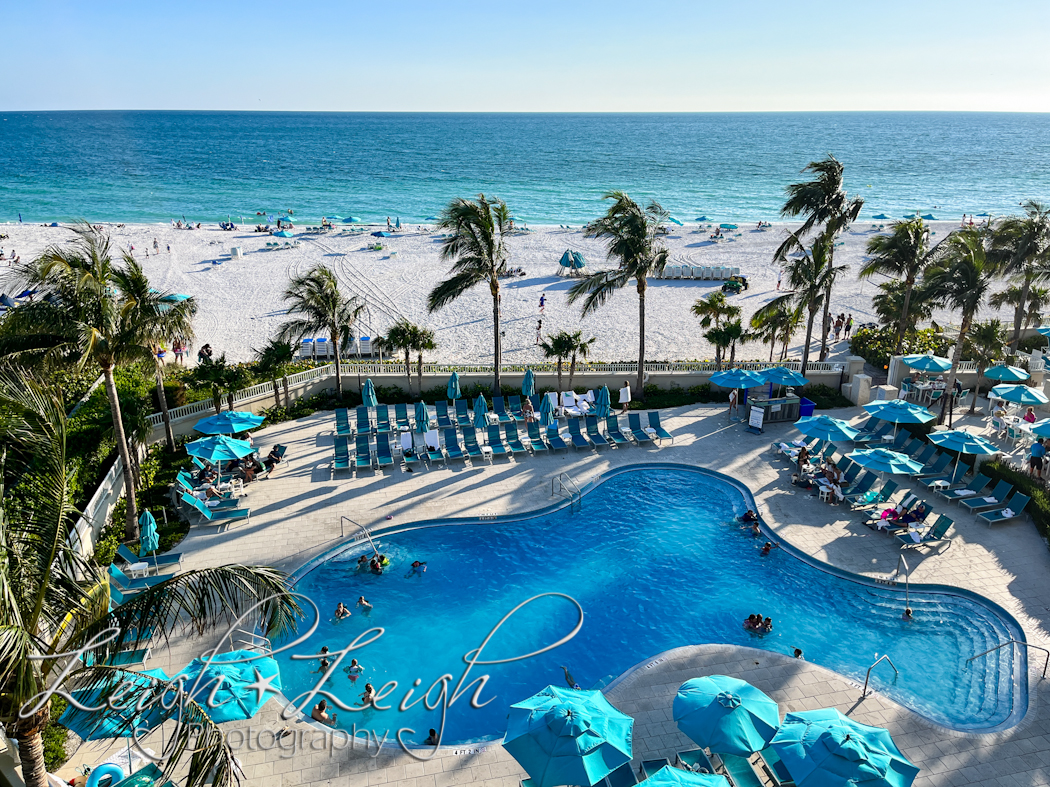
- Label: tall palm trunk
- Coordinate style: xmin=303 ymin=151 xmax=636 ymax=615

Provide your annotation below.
xmin=404 ymin=348 xmax=412 ymax=395
xmin=1011 ymin=276 xmax=1032 ymax=352
xmin=895 ymin=277 xmax=916 ymax=354
xmin=729 ymin=341 xmax=738 ymax=367
xmin=568 ymin=352 xmax=577 ymax=392
xmin=103 ymin=364 xmax=139 ymax=541
xmin=801 ymin=305 xmax=819 ymax=377
xmin=491 ymin=279 xmax=502 ymax=394
xmin=556 ymin=358 xmax=564 ymax=394
xmin=331 ymin=324 xmax=343 ymax=398
xmin=941 ymin=312 xmax=974 ymax=424
xmin=416 ymin=352 xmax=424 ymax=395
xmin=271 ymin=378 xmax=282 ymax=409
xmin=636 ymin=279 xmax=647 ymax=398
xmin=14 ymin=709 xmax=48 ymax=787
xmin=154 ymin=363 xmax=175 ymax=452
xmin=768 ymin=340 xmax=775 ymax=363
xmin=968 ymin=372 xmax=983 ymax=415
xmin=283 ymin=376 xmax=291 ymax=407
xmin=819 ymin=281 xmax=833 ymax=362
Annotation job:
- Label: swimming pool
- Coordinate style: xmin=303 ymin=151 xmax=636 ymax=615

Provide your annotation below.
xmin=277 ymin=465 xmax=1026 ymax=743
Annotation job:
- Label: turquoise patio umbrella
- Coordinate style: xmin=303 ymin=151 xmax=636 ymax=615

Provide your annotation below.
xmin=983 ymin=365 xmax=1030 ymax=382
xmin=1037 ymin=326 xmax=1050 ymax=338
xmin=447 ymin=372 xmax=462 ymax=401
xmin=503 ymin=685 xmax=633 ymax=787
xmin=757 ymin=367 xmax=808 ymax=387
xmin=667 ymin=216 xmax=684 ymax=226
xmin=559 ymin=249 xmax=575 ymax=268
xmin=844 ymin=448 xmax=924 ymax=476
xmin=194 ymin=410 xmax=265 ymax=434
xmin=710 ymin=370 xmax=764 ymax=389
xmin=769 ymin=709 xmax=919 ymax=787
xmin=593 ymin=386 xmax=612 ymax=418
xmin=570 ymin=251 xmax=586 ymax=270
xmin=362 ymin=378 xmax=379 ymax=407
xmin=901 ymin=354 xmax=952 ymax=373
xmin=58 ymin=669 xmax=172 ymax=740
xmin=673 ymin=675 xmax=780 ymax=757
xmin=872 ymin=214 xmax=890 ymax=220
xmin=926 ymin=428 xmax=999 ymax=476
xmin=539 ymin=392 xmax=555 ymax=427
xmin=640 ymin=766 xmax=728 ymax=787
xmin=522 ymin=369 xmax=537 ymax=397
xmin=864 ymin=399 xmax=935 ymax=425
xmin=794 ymin=415 xmax=860 ymax=442
xmin=168 ymin=651 xmax=282 ymax=724
xmin=414 ymin=401 xmax=429 ymax=433
xmin=990 ymin=383 xmax=1049 ymax=406
xmin=186 ymin=435 xmax=254 ymax=464
xmin=473 ymin=394 xmax=489 ymax=428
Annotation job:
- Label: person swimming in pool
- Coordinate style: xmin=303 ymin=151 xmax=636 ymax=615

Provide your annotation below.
xmin=334 ymin=603 xmax=351 ymax=619
xmin=356 ymin=555 xmax=369 ymax=571
xmin=344 ymin=657 xmax=364 ymax=683
xmin=411 ymin=560 xmax=427 ymax=574
xmin=903 ymin=607 xmax=914 ymax=621
xmin=359 ymin=682 xmax=376 ymax=707
xmin=560 ymin=665 xmax=581 ymax=690
xmin=357 ymin=596 xmax=372 ymax=611
xmin=760 ymin=541 xmax=778 ymax=556
xmin=313 ymin=657 xmax=331 ymax=674
xmin=762 ymin=617 xmax=773 ymax=632
xmin=741 ymin=510 xmax=758 ymax=522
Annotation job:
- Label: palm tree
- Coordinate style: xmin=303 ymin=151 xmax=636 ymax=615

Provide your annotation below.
xmin=777 ymin=155 xmax=864 ymax=360
xmin=0 ymin=370 xmax=302 ymax=787
xmin=568 ymin=192 xmax=670 ymax=397
xmin=749 ymin=303 xmax=801 ymax=362
xmin=376 ymin=318 xmax=416 ymax=394
xmin=964 ymin=320 xmax=1009 ymax=415
xmin=411 ymin=325 xmax=438 ymax=395
xmin=427 ymin=195 xmax=512 ymax=393
xmin=871 ymin=279 xmax=939 ymax=333
xmin=757 ymin=230 xmax=841 ymax=375
xmin=539 ymin=332 xmax=576 ymax=395
xmin=724 ymin=319 xmax=748 ymax=367
xmin=860 ymin=218 xmax=941 ymax=353
xmin=703 ymin=325 xmax=732 ymax=371
xmin=990 ymin=200 xmax=1050 ymax=350
xmin=924 ymin=228 xmax=1004 ymax=422
xmin=564 ymin=331 xmax=597 ymax=391
xmin=278 ymin=265 xmax=364 ymax=399
xmin=253 ymin=337 xmax=297 ymax=408
xmin=990 ymin=284 xmax=1050 ymax=335
xmin=693 ymin=293 xmax=743 ymax=369
xmin=1 ymin=224 xmax=196 ymax=540
xmin=188 ymin=354 xmax=245 ymax=415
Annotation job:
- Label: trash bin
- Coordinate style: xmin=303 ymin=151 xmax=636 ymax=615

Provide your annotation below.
xmin=798 ymin=398 xmax=816 ymax=418
xmin=230 ymin=246 xmax=242 ymax=259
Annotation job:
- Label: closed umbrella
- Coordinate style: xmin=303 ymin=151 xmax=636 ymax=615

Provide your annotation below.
xmin=447 ymin=372 xmax=462 ymax=401
xmin=926 ymin=429 xmax=999 ymax=476
xmin=844 ymin=448 xmax=924 ymax=476
xmin=395 ymin=217 xmax=401 ymax=229
xmin=414 ymin=401 xmax=430 ymax=434
xmin=983 ymin=365 xmax=1029 ymax=382
xmin=139 ymin=510 xmax=161 ymax=571
xmin=593 ymin=386 xmax=612 ymax=419
xmin=794 ymin=415 xmax=860 ymax=442
xmin=990 ymin=383 xmax=1049 ymax=406
xmin=901 ymin=354 xmax=952 ymax=373
xmin=473 ymin=394 xmax=489 ymax=428
xmin=503 ymin=685 xmax=633 ymax=787
xmin=539 ymin=392 xmax=555 ymax=427
xmin=362 ymin=379 xmax=379 ymax=408
xmin=522 ymin=369 xmax=537 ymax=397
xmin=194 ymin=411 xmax=265 ymax=435
xmin=559 ymin=250 xmax=574 ymax=268
xmin=769 ymin=709 xmax=919 ymax=787
xmin=640 ymin=766 xmax=727 ymax=787
xmin=673 ymin=676 xmax=780 ymax=757
xmin=168 ymin=651 xmax=283 ymax=724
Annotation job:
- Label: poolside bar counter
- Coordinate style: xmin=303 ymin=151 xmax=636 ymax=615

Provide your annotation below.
xmin=749 ymin=394 xmax=801 ymax=423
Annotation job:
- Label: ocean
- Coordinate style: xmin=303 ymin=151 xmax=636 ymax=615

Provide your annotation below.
xmin=1 ymin=111 xmax=1048 ymax=225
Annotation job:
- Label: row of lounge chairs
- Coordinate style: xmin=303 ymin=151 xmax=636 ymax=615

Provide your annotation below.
xmin=654 ymin=265 xmax=740 ymax=280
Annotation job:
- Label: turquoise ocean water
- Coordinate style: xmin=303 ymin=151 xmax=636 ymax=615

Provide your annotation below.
xmin=1 ymin=111 xmax=1049 ymax=224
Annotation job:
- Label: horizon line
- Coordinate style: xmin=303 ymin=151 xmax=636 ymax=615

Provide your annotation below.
xmin=3 ymin=108 xmax=1050 ymax=115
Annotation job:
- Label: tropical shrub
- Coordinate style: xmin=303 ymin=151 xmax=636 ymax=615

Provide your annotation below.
xmin=849 ymin=326 xmax=951 ymax=369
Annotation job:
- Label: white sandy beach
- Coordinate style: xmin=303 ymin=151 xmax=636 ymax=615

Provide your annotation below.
xmin=0 ymin=219 xmax=1018 ymax=365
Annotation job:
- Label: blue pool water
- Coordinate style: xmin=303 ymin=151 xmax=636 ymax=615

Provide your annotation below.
xmin=276 ymin=467 xmax=1024 ymax=742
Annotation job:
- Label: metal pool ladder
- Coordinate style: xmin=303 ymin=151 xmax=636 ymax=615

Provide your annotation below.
xmin=341 ymin=515 xmax=381 ymax=553
xmin=967 ymin=641 xmax=1050 ymax=678
xmin=552 ymin=473 xmax=582 ymax=512
xmin=862 ymin=654 xmax=899 ymax=698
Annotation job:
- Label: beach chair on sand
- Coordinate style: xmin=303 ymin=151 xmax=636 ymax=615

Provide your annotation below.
xmin=461 ymin=427 xmax=485 ymax=459
xmin=435 ymin=401 xmax=454 ymax=428
xmin=606 ymin=415 xmax=631 ymax=444
xmin=335 ymin=408 xmax=352 ymax=436
xmin=977 ymin=493 xmax=1031 ymax=527
xmin=455 ymin=398 xmax=470 ymax=423
xmin=897 ymin=514 xmax=954 ymax=549
xmin=394 ymin=402 xmax=411 ymax=430
xmin=443 ymin=428 xmax=467 ymax=462
xmin=355 ymin=406 xmax=371 ymax=435
xmin=940 ymin=473 xmax=989 ymax=500
xmin=566 ymin=418 xmax=592 ymax=450
xmin=354 ymin=435 xmax=373 ymax=471
xmin=647 ymin=411 xmax=673 ymax=443
xmin=504 ymin=423 xmax=527 ymax=454
xmin=585 ymin=416 xmax=609 ymax=447
xmin=375 ymin=405 xmax=392 ymax=434
xmin=960 ymin=480 xmax=1012 ymax=513
xmin=546 ymin=424 xmax=570 ymax=452
xmin=486 ymin=424 xmax=510 ymax=456
xmin=493 ymin=397 xmax=515 ymax=423
xmin=400 ymin=432 xmax=421 ymax=469
xmin=424 ymin=430 xmax=445 ymax=466
xmin=334 ymin=435 xmax=351 ymax=471
xmin=375 ymin=434 xmax=394 ymax=469
xmin=627 ymin=413 xmax=653 ymax=442
xmin=525 ymin=422 xmax=549 ymax=452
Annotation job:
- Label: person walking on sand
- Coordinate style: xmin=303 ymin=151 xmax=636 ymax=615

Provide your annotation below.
xmin=844 ymin=314 xmax=853 ymax=339
xmin=536 ymin=319 xmax=543 ymax=346
xmin=776 ymin=268 xmax=783 ymax=291
xmin=539 ymin=293 xmax=546 ymax=314
xmin=618 ymin=380 xmax=632 ymax=415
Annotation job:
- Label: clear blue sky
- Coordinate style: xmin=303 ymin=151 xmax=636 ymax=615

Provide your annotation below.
xmin=5 ymin=0 xmax=1049 ymax=112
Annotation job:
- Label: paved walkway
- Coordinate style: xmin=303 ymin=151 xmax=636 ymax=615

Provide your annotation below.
xmin=60 ymin=403 xmax=1050 ymax=787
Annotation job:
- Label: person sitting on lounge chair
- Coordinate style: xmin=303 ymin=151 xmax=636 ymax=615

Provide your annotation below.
xmin=264 ymin=445 xmax=283 ymax=470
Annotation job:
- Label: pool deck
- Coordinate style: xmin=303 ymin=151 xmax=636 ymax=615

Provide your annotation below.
xmin=62 ymin=403 xmax=1050 ymax=787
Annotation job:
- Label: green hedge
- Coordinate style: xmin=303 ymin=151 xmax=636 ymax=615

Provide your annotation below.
xmin=978 ymin=460 xmax=1049 ymax=539
xmin=849 ymin=326 xmax=951 ymax=370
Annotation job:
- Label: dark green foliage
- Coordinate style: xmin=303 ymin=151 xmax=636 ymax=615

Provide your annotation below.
xmin=980 ymin=460 xmax=1050 ymax=539
xmin=803 ymin=384 xmax=853 ymax=409
xmin=42 ymin=696 xmax=69 ymax=771
xmin=849 ymin=326 xmax=951 ymax=369
xmin=1018 ymin=334 xmax=1049 ymax=353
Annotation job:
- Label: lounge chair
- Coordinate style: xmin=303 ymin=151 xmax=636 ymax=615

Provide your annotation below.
xmin=335 ymin=407 xmax=353 ymax=436
xmin=394 ymin=402 xmax=411 ymax=430
xmin=977 ymin=493 xmax=1031 ymax=526
xmin=117 ymin=543 xmax=183 ymax=573
xmin=647 ymin=411 xmax=674 ymax=443
xmin=566 ymin=418 xmax=592 ymax=449
xmin=940 ymin=472 xmax=989 ymax=500
xmin=176 ymin=471 xmax=240 ymax=500
xmin=400 ymin=431 xmax=422 ymax=468
xmin=909 ymin=445 xmax=937 ymax=466
xmin=493 ymin=397 xmax=516 ymax=423
xmin=435 ymin=401 xmax=455 ymax=428
xmin=585 ymin=416 xmax=610 ymax=447
xmin=546 ymin=424 xmax=570 ymax=452
xmin=461 ymin=427 xmax=485 ymax=459
xmin=84 ymin=646 xmax=152 ymax=667
xmin=354 ymin=435 xmax=373 ymax=470
xmin=375 ymin=433 xmax=394 ymax=468
xmin=863 ymin=493 xmax=918 ymax=529
xmin=888 ymin=431 xmax=910 ymax=450
xmin=334 ymin=435 xmax=351 ymax=471
xmin=840 ymin=472 xmax=876 ymax=503
xmin=508 ymin=395 xmax=526 ymax=420
xmin=959 ymin=480 xmax=1012 ymax=512
xmin=422 ymin=430 xmax=445 ymax=466
xmin=851 ymin=420 xmax=891 ymax=445
xmin=676 ymin=750 xmax=716 ymax=775
xmin=355 ymin=406 xmax=371 ymax=435
xmin=504 ymin=423 xmax=527 ymax=453
xmin=627 ymin=413 xmax=653 ymax=442
xmin=913 ymin=452 xmax=952 ymax=478
xmin=640 ymin=760 xmax=670 ymax=780
xmin=920 ymin=463 xmax=967 ymax=490
xmin=443 ymin=428 xmax=467 ymax=462
xmin=606 ymin=415 xmax=631 ymax=444
xmin=180 ymin=493 xmax=250 ymax=530
xmin=846 ymin=478 xmax=899 ymax=509
xmin=839 ymin=459 xmax=861 ymax=486
xmin=604 ymin=763 xmax=638 ymax=787
xmin=897 ymin=514 xmax=954 ymax=549
xmin=525 ymin=422 xmax=549 ymax=451
xmin=375 ymin=405 xmax=392 ymax=434
xmin=455 ymin=398 xmax=470 ymax=423
xmin=486 ymin=424 xmax=510 ymax=456
xmin=108 ymin=563 xmax=167 ymax=593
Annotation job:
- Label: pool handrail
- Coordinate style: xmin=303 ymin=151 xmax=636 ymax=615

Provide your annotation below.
xmin=967 ymin=640 xmax=1050 ymax=678
xmin=862 ymin=654 xmax=899 ymax=697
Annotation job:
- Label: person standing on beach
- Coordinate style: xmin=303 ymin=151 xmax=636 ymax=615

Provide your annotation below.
xmin=535 ymin=320 xmax=543 ymax=345
xmin=776 ymin=269 xmax=783 ymax=291
xmin=539 ymin=293 xmax=546 ymax=314
xmin=844 ymin=314 xmax=853 ymax=339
